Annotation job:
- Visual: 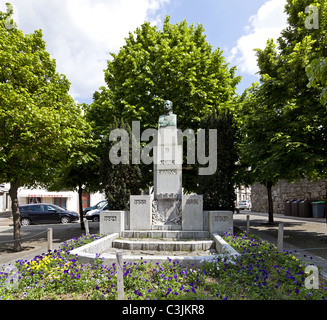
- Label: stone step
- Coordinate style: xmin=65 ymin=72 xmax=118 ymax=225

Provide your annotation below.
xmin=151 ymin=225 xmax=182 ymax=231
xmin=121 ymin=230 xmax=210 ymax=239
xmin=112 ymin=239 xmax=215 ymax=252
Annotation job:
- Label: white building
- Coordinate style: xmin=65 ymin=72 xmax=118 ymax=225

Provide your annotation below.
xmin=0 ymin=183 xmax=11 ymax=212
xmin=0 ymin=183 xmax=105 ymax=213
xmin=17 ymin=187 xmax=106 ymax=212
xmin=235 ymin=185 xmax=252 ymax=203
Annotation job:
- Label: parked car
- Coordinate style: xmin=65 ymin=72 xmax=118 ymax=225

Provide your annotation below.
xmin=237 ymin=200 xmax=252 ymax=210
xmin=85 ymin=202 xmax=109 ymax=222
xmin=19 ymin=203 xmax=79 ymax=226
xmin=83 ymin=200 xmax=107 ymax=215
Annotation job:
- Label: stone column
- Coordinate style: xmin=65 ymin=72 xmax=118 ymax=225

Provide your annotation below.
xmin=182 ymin=195 xmax=203 ymax=231
xmin=152 ymin=127 xmax=183 ymax=226
xmin=208 ymin=211 xmax=233 ymax=236
xmin=100 ymin=211 xmax=125 ymax=235
xmin=129 ymin=195 xmax=152 ymax=230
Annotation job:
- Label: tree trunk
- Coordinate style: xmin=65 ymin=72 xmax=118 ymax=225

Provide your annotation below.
xmin=78 ymin=182 xmax=85 ymax=231
xmin=266 ymin=181 xmax=274 ymax=224
xmin=9 ymin=179 xmax=22 ymax=252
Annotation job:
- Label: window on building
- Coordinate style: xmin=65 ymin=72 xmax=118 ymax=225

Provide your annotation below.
xmin=54 ymin=198 xmax=67 ymax=209
xmin=28 ymin=197 xmax=42 ymax=204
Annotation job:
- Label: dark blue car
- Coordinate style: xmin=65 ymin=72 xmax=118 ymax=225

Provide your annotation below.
xmin=19 ymin=203 xmax=79 ymax=226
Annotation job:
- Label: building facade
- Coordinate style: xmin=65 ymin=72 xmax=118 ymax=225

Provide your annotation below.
xmin=17 ymin=187 xmax=106 ymax=212
xmin=0 ymin=183 xmax=105 ymax=213
xmin=0 ymin=183 xmax=11 ymax=213
xmin=235 ymin=185 xmax=252 ymax=203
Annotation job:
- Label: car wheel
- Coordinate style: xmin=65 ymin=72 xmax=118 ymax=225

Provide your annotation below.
xmin=60 ymin=216 xmax=70 ymax=224
xmin=92 ymin=216 xmax=99 ymax=222
xmin=21 ymin=218 xmax=31 ymax=226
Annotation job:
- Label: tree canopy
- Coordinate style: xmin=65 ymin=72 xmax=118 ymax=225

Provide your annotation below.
xmin=0 ymin=5 xmax=86 ymax=250
xmin=237 ymin=0 xmax=327 ymax=222
xmin=89 ymin=16 xmax=240 ymax=134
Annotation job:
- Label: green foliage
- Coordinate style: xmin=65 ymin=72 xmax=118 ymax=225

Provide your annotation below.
xmin=204 ymin=232 xmax=327 ymax=300
xmin=198 ymin=109 xmax=238 ymax=210
xmin=0 ymin=8 xmax=83 ymax=186
xmin=100 ymin=119 xmax=143 ymax=210
xmin=2 ymin=233 xmax=327 ymax=300
xmin=307 ymin=57 xmax=327 ymax=105
xmin=0 ymin=5 xmax=89 ymax=249
xmin=237 ymin=1 xmax=327 ymax=223
xmin=90 ymin=16 xmax=240 ymax=135
xmin=250 ymin=0 xmax=327 ymax=181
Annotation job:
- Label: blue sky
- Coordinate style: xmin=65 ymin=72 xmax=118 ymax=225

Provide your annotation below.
xmin=1 ymin=0 xmax=288 ymax=104
xmin=162 ymin=0 xmax=287 ymax=94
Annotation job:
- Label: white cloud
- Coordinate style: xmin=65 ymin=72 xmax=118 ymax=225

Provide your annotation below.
xmin=1 ymin=0 xmax=169 ymax=101
xmin=229 ymin=0 xmax=288 ymax=75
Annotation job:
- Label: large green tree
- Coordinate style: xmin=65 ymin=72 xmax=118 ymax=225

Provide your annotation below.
xmin=239 ymin=0 xmax=327 ymax=222
xmin=255 ymin=0 xmax=327 ymax=178
xmin=90 ymin=16 xmax=240 ymax=132
xmin=306 ymin=1 xmax=327 ymax=106
xmin=47 ymin=107 xmax=101 ymax=230
xmin=89 ymin=16 xmax=240 ymax=191
xmin=198 ymin=109 xmax=239 ymax=211
xmin=100 ymin=119 xmax=143 ymax=210
xmin=0 ymin=6 xmax=85 ymax=251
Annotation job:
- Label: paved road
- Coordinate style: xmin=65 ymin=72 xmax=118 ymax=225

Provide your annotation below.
xmin=0 ymin=213 xmax=99 ymax=266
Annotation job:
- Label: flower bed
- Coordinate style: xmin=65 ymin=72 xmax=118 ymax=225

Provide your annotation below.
xmin=0 ymin=232 xmax=326 ymax=300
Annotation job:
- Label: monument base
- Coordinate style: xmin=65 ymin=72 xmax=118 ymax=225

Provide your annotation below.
xmin=152 ymin=198 xmax=182 ymax=226
xmin=100 ymin=209 xmax=234 ymax=236
xmin=100 ymin=211 xmax=125 ymax=236
xmin=182 ymin=195 xmax=203 ymax=231
xmin=129 ymin=195 xmax=152 ymax=230
xmin=208 ymin=211 xmax=233 ymax=235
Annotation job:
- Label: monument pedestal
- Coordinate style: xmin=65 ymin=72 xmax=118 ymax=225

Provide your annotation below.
xmin=208 ymin=211 xmax=233 ymax=235
xmin=182 ymin=195 xmax=203 ymax=231
xmin=152 ymin=126 xmax=183 ymax=226
xmin=101 ymin=100 xmax=233 ymax=236
xmin=130 ymin=195 xmax=152 ymax=230
xmin=100 ymin=211 xmax=125 ymax=235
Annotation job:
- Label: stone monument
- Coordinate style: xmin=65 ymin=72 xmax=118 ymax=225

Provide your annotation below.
xmin=152 ymin=100 xmax=184 ymax=226
xmin=100 ymin=100 xmax=233 ymax=235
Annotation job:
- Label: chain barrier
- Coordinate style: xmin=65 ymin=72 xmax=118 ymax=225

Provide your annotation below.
xmin=0 ymin=229 xmax=48 ymax=245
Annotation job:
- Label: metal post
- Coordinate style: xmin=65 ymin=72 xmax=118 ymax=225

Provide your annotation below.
xmin=47 ymin=228 xmax=53 ymax=252
xmin=246 ymin=215 xmax=250 ymax=233
xmin=84 ymin=218 xmax=90 ymax=236
xmin=116 ymin=252 xmax=124 ymax=300
xmin=277 ymin=223 xmax=284 ymax=252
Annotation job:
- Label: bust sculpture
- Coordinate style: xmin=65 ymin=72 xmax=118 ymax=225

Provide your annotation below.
xmin=158 ymin=100 xmax=177 ymax=128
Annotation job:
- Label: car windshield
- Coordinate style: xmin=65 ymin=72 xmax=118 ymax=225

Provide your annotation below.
xmin=99 ymin=201 xmax=108 ymax=209
xmin=45 ymin=204 xmax=64 ymax=212
xmin=95 ymin=201 xmax=106 ymax=209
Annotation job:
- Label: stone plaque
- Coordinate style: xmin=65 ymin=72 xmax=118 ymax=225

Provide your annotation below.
xmin=130 ymin=195 xmax=152 ymax=230
xmin=100 ymin=211 xmax=125 ymax=235
xmin=182 ymin=195 xmax=203 ymax=231
xmin=208 ymin=211 xmax=233 ymax=236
